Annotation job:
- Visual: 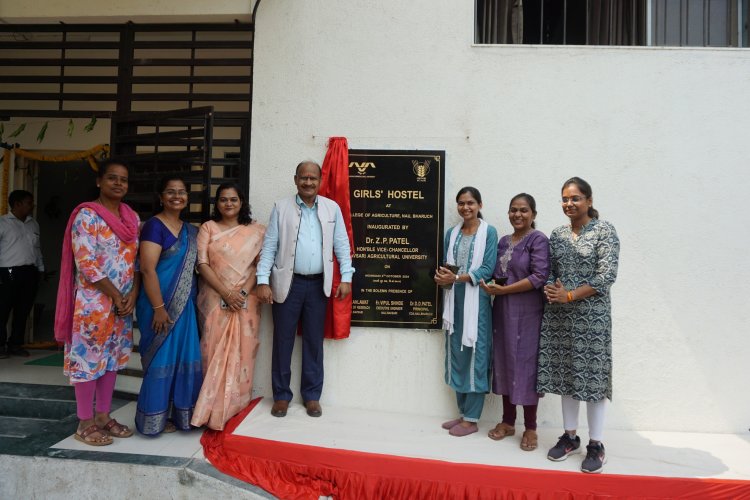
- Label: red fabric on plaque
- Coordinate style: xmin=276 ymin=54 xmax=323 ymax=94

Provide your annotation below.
xmin=201 ymin=399 xmax=750 ymax=500
xmin=318 ymin=137 xmax=354 ymax=340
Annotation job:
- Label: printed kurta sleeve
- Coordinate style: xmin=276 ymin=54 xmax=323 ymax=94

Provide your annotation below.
xmin=588 ymin=221 xmax=620 ymax=294
xmin=71 ymin=209 xmax=106 ymax=283
xmin=443 ymin=229 xmax=451 ymax=262
xmin=546 ymin=228 xmax=561 ymax=286
xmin=468 ymin=225 xmax=498 ymax=285
xmin=197 ymin=222 xmax=211 ymax=266
xmin=526 ymin=232 xmax=550 ymax=289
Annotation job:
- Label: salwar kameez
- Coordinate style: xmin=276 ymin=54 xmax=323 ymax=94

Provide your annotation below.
xmin=443 ymin=223 xmax=498 ymax=421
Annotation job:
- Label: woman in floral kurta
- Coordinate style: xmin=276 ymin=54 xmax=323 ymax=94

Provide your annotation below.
xmin=537 ymin=177 xmax=619 ymax=474
xmin=66 ymin=208 xmax=137 ymax=381
xmin=57 ymin=160 xmax=140 ymax=446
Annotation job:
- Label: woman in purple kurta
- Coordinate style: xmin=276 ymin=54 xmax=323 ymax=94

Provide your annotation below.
xmin=481 ymin=193 xmax=549 ymax=451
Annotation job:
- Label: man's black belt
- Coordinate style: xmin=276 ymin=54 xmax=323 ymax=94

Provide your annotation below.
xmin=293 ymin=273 xmax=323 ymax=280
xmin=0 ymin=265 xmax=36 ymax=271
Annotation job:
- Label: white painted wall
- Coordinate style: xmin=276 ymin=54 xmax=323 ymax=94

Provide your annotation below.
xmin=249 ymin=0 xmax=750 ymax=434
xmin=3 ymin=0 xmax=748 ymax=435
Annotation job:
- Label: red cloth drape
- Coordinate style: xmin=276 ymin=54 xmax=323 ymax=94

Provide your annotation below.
xmin=201 ymin=399 xmax=750 ymax=500
xmin=319 ymin=137 xmax=354 ymax=340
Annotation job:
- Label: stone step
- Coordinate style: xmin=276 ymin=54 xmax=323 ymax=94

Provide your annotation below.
xmin=0 ymin=382 xmax=75 ymax=401
xmin=0 ymin=415 xmax=59 ymax=439
xmin=0 ymin=395 xmax=77 ymax=420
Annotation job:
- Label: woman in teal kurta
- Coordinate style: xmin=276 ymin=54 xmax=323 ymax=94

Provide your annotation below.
xmin=435 ymin=187 xmax=498 ymax=437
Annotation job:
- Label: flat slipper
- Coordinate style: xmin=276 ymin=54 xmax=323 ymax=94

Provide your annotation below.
xmin=449 ymin=423 xmax=478 ymax=437
xmin=520 ymin=429 xmax=538 ymax=451
xmin=102 ymin=418 xmax=134 ymax=438
xmin=488 ymin=422 xmax=515 ymax=441
xmin=441 ymin=418 xmax=462 ymax=430
xmin=163 ymin=421 xmax=177 ymax=433
xmin=74 ymin=424 xmax=113 ymax=446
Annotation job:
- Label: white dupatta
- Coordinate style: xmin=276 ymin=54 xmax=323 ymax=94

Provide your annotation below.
xmin=442 ymin=219 xmax=488 ymax=349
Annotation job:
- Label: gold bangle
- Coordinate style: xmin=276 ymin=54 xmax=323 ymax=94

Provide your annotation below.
xmin=153 ymin=303 xmax=165 ymax=310
xmin=566 ymin=291 xmax=574 ymax=302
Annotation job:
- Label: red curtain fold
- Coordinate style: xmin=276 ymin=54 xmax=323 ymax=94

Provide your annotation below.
xmin=201 ymin=399 xmax=750 ymax=500
xmin=318 ymin=137 xmax=354 ymax=340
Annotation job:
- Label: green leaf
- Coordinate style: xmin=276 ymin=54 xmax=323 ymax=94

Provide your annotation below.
xmin=83 ymin=116 xmax=97 ymax=133
xmin=67 ymin=119 xmax=75 ymax=138
xmin=36 ymin=122 xmax=49 ymax=143
xmin=8 ymin=123 xmax=26 ymax=138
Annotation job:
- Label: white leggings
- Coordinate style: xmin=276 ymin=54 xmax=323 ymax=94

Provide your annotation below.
xmin=561 ymin=395 xmax=607 ymax=442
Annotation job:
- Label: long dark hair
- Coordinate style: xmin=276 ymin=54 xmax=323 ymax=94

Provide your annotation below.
xmin=154 ymin=175 xmax=187 ymax=215
xmin=562 ymin=176 xmax=599 ymax=219
xmin=212 ymin=182 xmax=252 ymax=225
xmin=455 ymin=186 xmax=483 ymax=219
xmin=509 ymin=192 xmax=537 ymax=229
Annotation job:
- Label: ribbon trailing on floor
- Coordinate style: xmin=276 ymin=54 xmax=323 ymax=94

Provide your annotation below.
xmin=200 ymin=398 xmax=750 ymax=500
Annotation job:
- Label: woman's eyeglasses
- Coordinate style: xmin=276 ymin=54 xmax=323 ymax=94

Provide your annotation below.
xmin=163 ymin=190 xmax=188 ymax=197
xmin=561 ymin=196 xmax=585 ymax=204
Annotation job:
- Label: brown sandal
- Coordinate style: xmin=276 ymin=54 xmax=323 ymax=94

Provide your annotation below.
xmin=520 ymin=429 xmax=538 ymax=451
xmin=163 ymin=421 xmax=177 ymax=433
xmin=74 ymin=424 xmax=113 ymax=446
xmin=102 ymin=419 xmax=134 ymax=438
xmin=487 ymin=422 xmax=516 ymax=441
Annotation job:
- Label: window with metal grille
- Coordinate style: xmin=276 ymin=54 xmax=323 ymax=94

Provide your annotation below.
xmin=475 ymin=0 xmax=748 ymax=47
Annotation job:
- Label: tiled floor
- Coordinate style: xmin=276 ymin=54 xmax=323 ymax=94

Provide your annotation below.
xmin=0 ymin=349 xmax=69 ymax=386
xmin=0 ymin=350 xmax=201 ymax=459
xmin=5 ymin=350 xmax=750 ymax=488
xmin=0 ymin=350 xmax=275 ymax=499
xmin=51 ymin=401 xmax=204 ymax=459
xmin=236 ymin=398 xmax=750 ymax=480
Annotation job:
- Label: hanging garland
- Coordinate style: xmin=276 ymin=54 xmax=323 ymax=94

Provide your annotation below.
xmin=0 ymin=116 xmax=98 ymax=144
xmin=0 ymin=144 xmax=110 ymax=216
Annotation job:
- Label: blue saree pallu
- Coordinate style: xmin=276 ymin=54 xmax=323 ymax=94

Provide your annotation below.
xmin=135 ymin=224 xmax=202 ymax=435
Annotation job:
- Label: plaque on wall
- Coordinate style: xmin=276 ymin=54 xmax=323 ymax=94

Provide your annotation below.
xmin=348 ymin=149 xmax=445 ymax=328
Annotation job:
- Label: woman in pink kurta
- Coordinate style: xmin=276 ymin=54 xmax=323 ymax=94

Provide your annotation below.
xmin=191 ymin=183 xmax=265 ymax=430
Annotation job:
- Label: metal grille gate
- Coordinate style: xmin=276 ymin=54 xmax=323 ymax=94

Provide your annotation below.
xmin=0 ymin=22 xmax=254 ymax=220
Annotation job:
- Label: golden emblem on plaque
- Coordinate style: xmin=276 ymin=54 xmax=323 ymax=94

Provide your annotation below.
xmin=412 ymin=160 xmax=430 ymax=182
xmin=349 ymin=161 xmax=376 ymax=176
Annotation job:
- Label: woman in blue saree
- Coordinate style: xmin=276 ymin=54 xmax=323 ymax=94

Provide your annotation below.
xmin=135 ymin=176 xmax=202 ymax=435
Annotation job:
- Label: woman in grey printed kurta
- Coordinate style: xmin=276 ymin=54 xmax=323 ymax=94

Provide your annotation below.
xmin=537 ymin=177 xmax=619 ymax=474
xmin=434 ymin=187 xmax=498 ymax=437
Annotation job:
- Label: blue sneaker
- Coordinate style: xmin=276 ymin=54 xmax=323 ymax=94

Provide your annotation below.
xmin=547 ymin=433 xmax=581 ymax=461
xmin=581 ymin=441 xmax=607 ymax=473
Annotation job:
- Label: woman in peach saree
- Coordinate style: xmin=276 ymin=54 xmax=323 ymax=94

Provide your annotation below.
xmin=190 ymin=183 xmax=266 ymax=430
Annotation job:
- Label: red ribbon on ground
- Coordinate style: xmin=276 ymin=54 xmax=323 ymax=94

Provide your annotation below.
xmin=319 ymin=137 xmax=354 ymax=340
xmin=201 ymin=399 xmax=750 ymax=500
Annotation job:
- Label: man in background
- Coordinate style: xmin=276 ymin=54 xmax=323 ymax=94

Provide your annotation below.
xmin=0 ymin=190 xmax=45 ymax=357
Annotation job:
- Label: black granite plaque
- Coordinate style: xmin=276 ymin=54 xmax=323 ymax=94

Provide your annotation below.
xmin=348 ymin=149 xmax=445 ymax=328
